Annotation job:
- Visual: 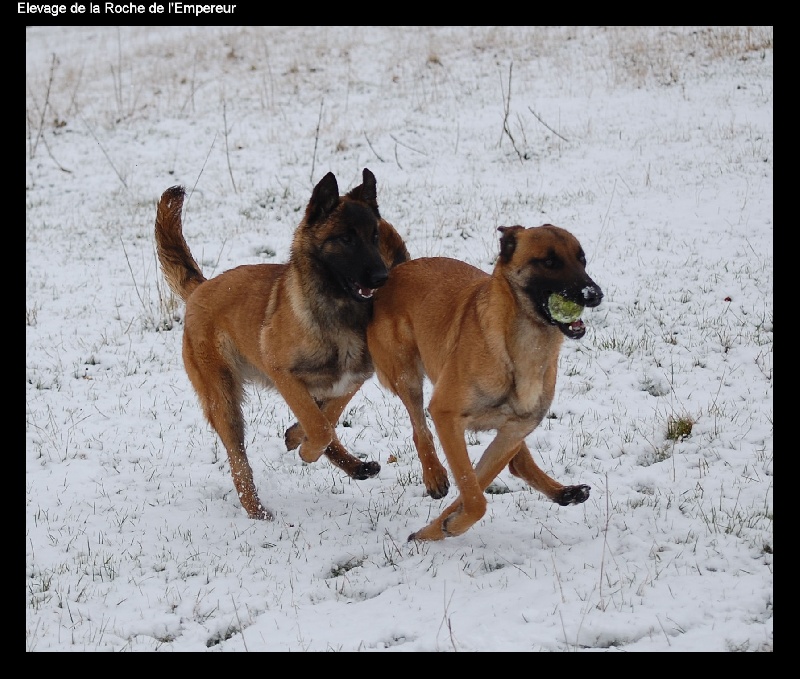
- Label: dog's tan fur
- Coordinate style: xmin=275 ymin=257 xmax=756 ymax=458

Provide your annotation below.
xmin=367 ymin=224 xmax=603 ymax=540
xmin=155 ymin=169 xmax=408 ymax=520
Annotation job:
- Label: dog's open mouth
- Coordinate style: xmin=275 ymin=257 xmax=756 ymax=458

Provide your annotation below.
xmin=347 ymin=279 xmax=378 ymax=300
xmin=538 ymin=297 xmax=587 ymax=339
xmin=556 ymin=318 xmax=586 ymax=340
xmin=539 ymin=291 xmax=593 ymax=339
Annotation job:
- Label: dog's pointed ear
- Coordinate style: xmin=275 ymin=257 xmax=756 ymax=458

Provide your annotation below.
xmin=306 ymin=172 xmax=340 ymax=224
xmin=498 ymin=225 xmax=524 ymax=263
xmin=346 ymin=168 xmax=379 ymax=209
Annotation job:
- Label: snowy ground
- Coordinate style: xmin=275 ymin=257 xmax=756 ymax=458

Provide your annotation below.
xmin=26 ymin=26 xmax=772 ymax=651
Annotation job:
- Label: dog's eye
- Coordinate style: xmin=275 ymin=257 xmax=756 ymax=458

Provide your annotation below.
xmin=529 ymin=254 xmax=563 ymax=269
xmin=534 ymin=249 xmax=563 ymax=269
xmin=338 ymin=234 xmax=354 ymax=245
xmin=577 ymin=249 xmax=586 ymax=266
xmin=373 ymin=230 xmax=379 ymax=245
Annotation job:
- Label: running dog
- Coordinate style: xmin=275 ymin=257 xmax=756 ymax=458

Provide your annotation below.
xmin=154 ymin=169 xmax=409 ymax=520
xmin=367 ymin=224 xmax=603 ymax=540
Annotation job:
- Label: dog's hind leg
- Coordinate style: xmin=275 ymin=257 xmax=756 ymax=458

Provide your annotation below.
xmin=401 ymin=382 xmax=450 ymax=499
xmin=508 ymin=442 xmax=590 ymax=506
xmin=374 ymin=362 xmax=450 ymax=499
xmin=183 ymin=338 xmax=273 ymax=521
xmin=369 ymin=312 xmax=449 ymax=498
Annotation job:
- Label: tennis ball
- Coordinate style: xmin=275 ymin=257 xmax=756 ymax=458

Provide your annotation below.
xmin=548 ymin=293 xmax=583 ymax=324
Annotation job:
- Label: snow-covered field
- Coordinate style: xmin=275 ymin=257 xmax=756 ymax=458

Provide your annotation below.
xmin=26 ymin=26 xmax=772 ymax=651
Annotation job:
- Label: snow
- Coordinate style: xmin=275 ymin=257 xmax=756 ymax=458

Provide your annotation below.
xmin=26 ymin=26 xmax=772 ymax=652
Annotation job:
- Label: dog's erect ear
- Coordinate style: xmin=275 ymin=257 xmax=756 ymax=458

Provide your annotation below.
xmin=346 ymin=168 xmax=379 ymax=209
xmin=306 ymin=172 xmax=340 ymax=224
xmin=379 ymin=219 xmax=411 ymax=268
xmin=498 ymin=225 xmax=524 ymax=263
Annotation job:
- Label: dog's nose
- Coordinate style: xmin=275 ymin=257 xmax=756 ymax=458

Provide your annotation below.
xmin=583 ymin=285 xmax=604 ymax=308
xmin=369 ymin=269 xmax=389 ymax=288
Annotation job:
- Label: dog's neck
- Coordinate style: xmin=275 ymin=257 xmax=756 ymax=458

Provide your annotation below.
xmin=286 ymin=265 xmax=372 ymax=333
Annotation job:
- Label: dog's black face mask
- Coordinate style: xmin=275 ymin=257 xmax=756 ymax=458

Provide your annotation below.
xmin=498 ymin=224 xmax=604 ymax=340
xmin=318 ymin=202 xmax=389 ymax=303
xmin=302 ymin=170 xmax=390 ymax=304
xmin=526 ymin=276 xmax=603 ymax=339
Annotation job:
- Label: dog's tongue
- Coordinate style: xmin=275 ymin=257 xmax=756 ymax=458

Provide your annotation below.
xmin=569 ymin=319 xmax=585 ymax=333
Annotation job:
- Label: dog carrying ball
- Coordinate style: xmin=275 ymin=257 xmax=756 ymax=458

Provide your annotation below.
xmin=548 ymin=293 xmax=583 ymax=324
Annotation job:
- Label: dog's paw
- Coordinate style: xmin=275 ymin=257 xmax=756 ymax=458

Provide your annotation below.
xmin=426 ymin=476 xmax=450 ymax=500
xmin=408 ymin=517 xmax=453 ymax=541
xmin=299 ymin=442 xmax=328 ymax=463
xmin=407 ymin=527 xmax=444 ymax=542
xmin=555 ymin=484 xmax=591 ymax=506
xmin=352 ymin=460 xmax=381 ymax=480
xmin=246 ymin=504 xmax=274 ymax=521
xmin=284 ymin=423 xmax=303 ymax=451
xmin=423 ymin=465 xmax=450 ymax=499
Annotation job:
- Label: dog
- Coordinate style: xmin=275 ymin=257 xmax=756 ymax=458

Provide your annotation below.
xmin=367 ymin=224 xmax=603 ymax=540
xmin=154 ymin=168 xmax=409 ymax=520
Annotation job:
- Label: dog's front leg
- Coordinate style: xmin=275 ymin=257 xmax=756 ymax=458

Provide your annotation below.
xmin=286 ymin=390 xmax=381 ymax=479
xmin=323 ymin=439 xmax=381 ymax=479
xmin=508 ymin=442 xmax=590 ymax=505
xmin=286 ymin=421 xmax=380 ymax=478
xmin=409 ymin=403 xmax=485 ymax=540
xmin=408 ymin=497 xmax=464 ymax=541
xmin=321 ymin=389 xmax=381 ymax=478
xmin=471 ymin=428 xmax=528 ymax=489
xmin=269 ymin=371 xmax=335 ymax=463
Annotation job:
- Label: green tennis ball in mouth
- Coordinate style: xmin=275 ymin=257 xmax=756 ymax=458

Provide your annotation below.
xmin=548 ymin=293 xmax=584 ymax=324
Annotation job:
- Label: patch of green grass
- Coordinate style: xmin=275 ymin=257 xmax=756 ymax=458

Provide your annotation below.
xmin=666 ymin=414 xmax=694 ymax=441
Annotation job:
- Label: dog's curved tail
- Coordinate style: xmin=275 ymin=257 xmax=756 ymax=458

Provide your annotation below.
xmin=154 ymin=186 xmax=206 ymax=302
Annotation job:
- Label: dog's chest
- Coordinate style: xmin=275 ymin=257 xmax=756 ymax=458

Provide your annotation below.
xmin=465 ymin=349 xmax=556 ymax=432
xmin=295 ymin=331 xmax=373 ymax=397
xmin=466 ymin=385 xmax=550 ymax=432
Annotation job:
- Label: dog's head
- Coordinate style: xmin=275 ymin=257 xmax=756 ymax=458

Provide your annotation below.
xmin=497 ymin=224 xmax=603 ymax=339
xmin=298 ymin=168 xmax=406 ymax=302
